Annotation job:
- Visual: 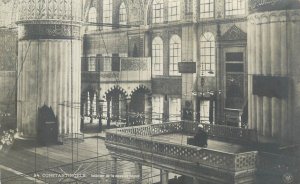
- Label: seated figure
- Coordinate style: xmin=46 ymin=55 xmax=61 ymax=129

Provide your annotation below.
xmin=189 ymin=124 xmax=208 ymax=147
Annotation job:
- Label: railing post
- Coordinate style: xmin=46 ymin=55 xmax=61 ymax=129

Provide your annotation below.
xmin=160 ymin=170 xmax=169 ymax=184
xmin=111 ymin=157 xmax=117 ymax=184
xmin=134 ymin=162 xmax=142 ymax=184
xmin=193 ymin=177 xmax=200 ymax=184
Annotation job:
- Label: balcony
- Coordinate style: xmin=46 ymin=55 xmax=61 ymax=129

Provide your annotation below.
xmin=82 ymin=57 xmax=151 ymax=83
xmin=105 ymin=122 xmax=258 ymax=184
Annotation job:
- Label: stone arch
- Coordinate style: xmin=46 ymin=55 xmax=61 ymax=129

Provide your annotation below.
xmin=128 ymin=85 xmax=152 ymax=126
xmin=129 ymin=84 xmax=151 ymax=98
xmin=103 ymin=85 xmax=128 ymax=99
xmin=104 ymin=85 xmax=128 ymax=123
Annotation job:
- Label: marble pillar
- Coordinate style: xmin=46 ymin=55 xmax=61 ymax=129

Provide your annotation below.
xmin=17 ymin=0 xmax=82 ymax=138
xmin=248 ymin=9 xmax=300 ymax=144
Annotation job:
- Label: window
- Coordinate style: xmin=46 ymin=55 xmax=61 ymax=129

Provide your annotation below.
xmin=169 ymin=35 xmax=181 ymax=76
xmin=152 ymin=0 xmax=164 ymax=23
xmin=103 ymin=0 xmax=112 ymax=29
xmin=169 ymin=97 xmax=181 ymax=121
xmin=152 ymin=96 xmax=164 ymax=124
xmin=88 ymin=57 xmax=96 ymax=71
xmin=168 ymin=0 xmax=180 ymax=21
xmin=119 ymin=3 xmax=127 ymax=25
xmin=199 ymin=100 xmax=210 ymax=123
xmin=152 ymin=37 xmax=163 ymax=75
xmin=200 ymin=0 xmax=214 ymax=18
xmin=103 ymin=56 xmax=112 ymax=71
xmin=200 ymin=32 xmax=215 ymax=76
xmin=88 ymin=7 xmax=97 ymax=31
xmin=185 ymin=0 xmax=193 ymax=14
xmin=225 ymin=0 xmax=246 ymax=16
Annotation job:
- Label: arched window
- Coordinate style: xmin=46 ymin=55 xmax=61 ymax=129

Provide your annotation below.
xmin=119 ymin=3 xmax=127 ymax=25
xmin=168 ymin=0 xmax=180 ymax=21
xmin=200 ymin=32 xmax=215 ymax=76
xmin=169 ymin=35 xmax=181 ymax=76
xmin=103 ymin=0 xmax=112 ymax=29
xmin=88 ymin=7 xmax=97 ymax=31
xmin=152 ymin=0 xmax=164 ymax=23
xmin=152 ymin=37 xmax=163 ymax=75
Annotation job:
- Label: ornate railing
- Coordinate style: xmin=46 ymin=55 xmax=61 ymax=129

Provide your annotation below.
xmin=115 ymin=121 xmax=183 ymax=136
xmin=106 ymin=131 xmax=257 ymax=173
xmin=105 ymin=121 xmax=258 ymax=175
xmin=183 ymin=121 xmax=258 ymax=143
xmin=112 ymin=121 xmax=257 ymax=144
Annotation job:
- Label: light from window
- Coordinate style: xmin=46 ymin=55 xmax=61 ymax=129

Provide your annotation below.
xmin=168 ymin=0 xmax=180 ymax=21
xmin=152 ymin=0 xmax=164 ymax=23
xmin=225 ymin=0 xmax=245 ymax=16
xmin=200 ymin=0 xmax=214 ymax=18
xmin=92 ymin=93 xmax=97 ymax=116
xmin=103 ymin=56 xmax=112 ymax=71
xmin=152 ymin=96 xmax=164 ymax=124
xmin=200 ymin=100 xmax=210 ymax=123
xmin=86 ymin=92 xmax=91 ymax=115
xmin=152 ymin=37 xmax=163 ymax=75
xmin=169 ymin=97 xmax=181 ymax=121
xmin=88 ymin=57 xmax=96 ymax=71
xmin=103 ymin=0 xmax=112 ymax=29
xmin=169 ymin=35 xmax=181 ymax=76
xmin=200 ymin=32 xmax=215 ymax=76
xmin=88 ymin=7 xmax=97 ymax=31
xmin=119 ymin=3 xmax=127 ymax=25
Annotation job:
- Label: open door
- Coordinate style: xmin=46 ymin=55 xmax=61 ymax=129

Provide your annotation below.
xmin=37 ymin=105 xmax=58 ymax=145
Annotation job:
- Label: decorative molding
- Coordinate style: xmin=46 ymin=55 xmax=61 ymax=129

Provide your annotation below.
xmin=18 ymin=0 xmax=82 ymax=23
xmin=249 ymin=0 xmax=300 ymax=13
xmin=103 ymin=85 xmax=128 ymax=99
xmin=248 ymin=9 xmax=300 ymax=25
xmin=220 ymin=25 xmax=247 ymax=41
xmin=121 ymin=58 xmax=150 ymax=71
xmin=129 ymin=84 xmax=151 ymax=97
xmin=19 ymin=24 xmax=81 ymax=40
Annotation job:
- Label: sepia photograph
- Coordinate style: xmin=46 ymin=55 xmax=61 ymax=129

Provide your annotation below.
xmin=0 ymin=0 xmax=299 ymax=183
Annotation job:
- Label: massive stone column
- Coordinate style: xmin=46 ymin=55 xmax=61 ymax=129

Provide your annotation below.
xmin=248 ymin=5 xmax=300 ymax=145
xmin=17 ymin=0 xmax=82 ymax=138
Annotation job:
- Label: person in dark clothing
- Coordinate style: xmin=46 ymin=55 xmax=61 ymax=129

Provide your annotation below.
xmin=193 ymin=124 xmax=208 ymax=147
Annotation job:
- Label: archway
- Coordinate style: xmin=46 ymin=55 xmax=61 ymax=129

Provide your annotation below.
xmin=105 ymin=86 xmax=128 ymax=128
xmin=129 ymin=85 xmax=151 ymax=126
